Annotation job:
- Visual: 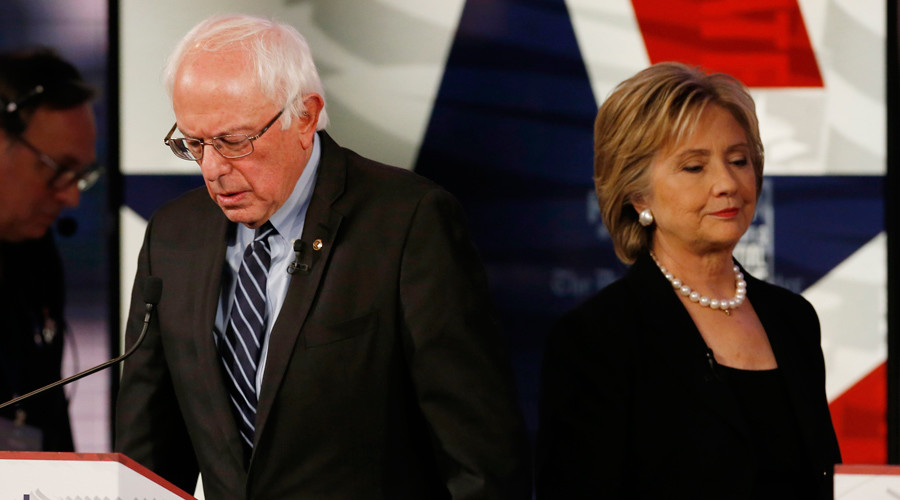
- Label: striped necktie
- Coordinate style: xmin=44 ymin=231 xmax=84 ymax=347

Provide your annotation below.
xmin=219 ymin=221 xmax=276 ymax=457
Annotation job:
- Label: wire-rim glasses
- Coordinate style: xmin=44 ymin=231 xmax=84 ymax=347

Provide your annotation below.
xmin=163 ymin=109 xmax=284 ymax=162
xmin=14 ymin=135 xmax=102 ymax=192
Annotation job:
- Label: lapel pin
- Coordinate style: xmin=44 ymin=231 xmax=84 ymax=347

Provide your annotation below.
xmin=312 ymin=239 xmax=324 ymax=251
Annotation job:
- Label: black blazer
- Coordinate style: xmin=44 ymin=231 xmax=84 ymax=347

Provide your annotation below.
xmin=536 ymin=252 xmax=840 ymax=499
xmin=0 ymin=233 xmax=73 ymax=451
xmin=115 ymin=132 xmax=531 ymax=499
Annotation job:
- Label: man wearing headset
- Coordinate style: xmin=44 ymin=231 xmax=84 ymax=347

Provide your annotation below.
xmin=0 ymin=48 xmax=100 ymax=451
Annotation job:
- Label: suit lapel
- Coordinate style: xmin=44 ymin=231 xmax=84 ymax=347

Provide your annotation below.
xmin=746 ymin=275 xmax=823 ymax=462
xmin=190 ymin=206 xmax=247 ymax=466
xmin=627 ymin=254 xmax=751 ymax=444
xmin=253 ymin=132 xmax=346 ymax=450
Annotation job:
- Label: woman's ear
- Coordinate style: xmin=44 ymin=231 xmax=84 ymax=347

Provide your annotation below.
xmin=630 ymin=193 xmax=648 ymax=216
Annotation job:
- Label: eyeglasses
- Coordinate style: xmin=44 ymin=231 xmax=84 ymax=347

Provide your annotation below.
xmin=14 ymin=135 xmax=102 ymax=192
xmin=164 ymin=109 xmax=284 ymax=162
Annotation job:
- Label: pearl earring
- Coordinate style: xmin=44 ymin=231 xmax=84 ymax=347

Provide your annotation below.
xmin=638 ymin=209 xmax=654 ymax=227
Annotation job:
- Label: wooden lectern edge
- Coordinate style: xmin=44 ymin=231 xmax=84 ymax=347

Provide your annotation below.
xmin=0 ymin=451 xmax=196 ymax=499
xmin=834 ymin=464 xmax=900 ymax=476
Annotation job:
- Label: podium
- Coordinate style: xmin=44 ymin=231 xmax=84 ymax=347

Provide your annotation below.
xmin=834 ymin=464 xmax=900 ymax=499
xmin=0 ymin=451 xmax=196 ymax=499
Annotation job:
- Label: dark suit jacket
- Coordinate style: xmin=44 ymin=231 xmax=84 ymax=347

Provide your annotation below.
xmin=0 ymin=233 xmax=73 ymax=451
xmin=115 ymin=132 xmax=531 ymax=499
xmin=536 ymin=252 xmax=841 ymax=499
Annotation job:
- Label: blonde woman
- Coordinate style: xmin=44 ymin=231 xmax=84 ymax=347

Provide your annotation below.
xmin=537 ymin=62 xmax=840 ymax=499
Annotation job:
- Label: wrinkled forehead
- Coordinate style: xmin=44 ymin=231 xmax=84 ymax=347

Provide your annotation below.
xmin=27 ymin=104 xmax=97 ymax=160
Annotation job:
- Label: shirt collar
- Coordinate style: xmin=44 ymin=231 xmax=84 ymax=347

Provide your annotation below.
xmin=267 ymin=132 xmax=321 ymax=241
xmin=235 ymin=131 xmax=321 ymax=246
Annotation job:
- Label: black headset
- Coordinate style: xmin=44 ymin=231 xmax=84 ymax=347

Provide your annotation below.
xmin=0 ymin=84 xmax=45 ymax=135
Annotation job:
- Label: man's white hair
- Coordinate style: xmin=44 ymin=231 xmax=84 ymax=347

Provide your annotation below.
xmin=163 ymin=13 xmax=328 ymax=130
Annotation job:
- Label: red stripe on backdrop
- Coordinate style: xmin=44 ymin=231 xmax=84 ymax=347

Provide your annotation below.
xmin=631 ymin=0 xmax=823 ymax=87
xmin=829 ymin=362 xmax=887 ymax=464
xmin=632 ymin=0 xmax=881 ymax=465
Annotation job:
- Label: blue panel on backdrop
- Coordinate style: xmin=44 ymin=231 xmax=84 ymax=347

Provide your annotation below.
xmin=772 ymin=175 xmax=884 ymax=293
xmin=124 ymin=175 xmax=204 ymax=221
xmin=413 ymin=0 xmax=886 ymax=436
xmin=414 ymin=0 xmax=600 ymax=431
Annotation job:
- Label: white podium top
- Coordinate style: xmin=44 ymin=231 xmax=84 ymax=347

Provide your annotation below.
xmin=0 ymin=451 xmax=196 ymax=499
xmin=835 ymin=464 xmax=900 ymax=499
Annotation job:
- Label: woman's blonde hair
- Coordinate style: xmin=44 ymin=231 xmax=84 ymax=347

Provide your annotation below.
xmin=593 ymin=62 xmax=764 ymax=264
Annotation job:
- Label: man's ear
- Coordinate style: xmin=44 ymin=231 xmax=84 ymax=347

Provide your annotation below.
xmin=296 ymin=94 xmax=324 ymax=141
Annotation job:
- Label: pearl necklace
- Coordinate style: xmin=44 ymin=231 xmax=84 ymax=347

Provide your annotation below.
xmin=650 ymin=253 xmax=747 ymax=316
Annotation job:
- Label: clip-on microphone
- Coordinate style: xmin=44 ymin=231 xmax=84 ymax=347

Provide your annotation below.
xmin=287 ymin=238 xmax=310 ymax=275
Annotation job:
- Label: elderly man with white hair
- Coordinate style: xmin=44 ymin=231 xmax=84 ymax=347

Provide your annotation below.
xmin=115 ymin=13 xmax=530 ymax=500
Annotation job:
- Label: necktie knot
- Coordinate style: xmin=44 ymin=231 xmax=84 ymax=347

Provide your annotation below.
xmin=255 ymin=221 xmax=276 ymax=242
xmin=245 ymin=222 xmax=276 ymax=271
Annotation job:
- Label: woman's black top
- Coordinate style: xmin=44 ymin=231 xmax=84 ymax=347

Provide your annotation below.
xmin=719 ymin=364 xmax=816 ymax=499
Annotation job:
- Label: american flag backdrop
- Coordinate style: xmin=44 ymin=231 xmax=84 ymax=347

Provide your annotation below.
xmin=120 ymin=0 xmax=888 ymax=464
